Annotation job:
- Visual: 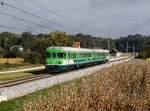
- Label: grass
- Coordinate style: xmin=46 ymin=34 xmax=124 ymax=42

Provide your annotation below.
xmin=0 ymin=69 xmax=46 ymax=83
xmin=1 ymin=59 xmax=150 ymax=111
xmin=0 ymin=72 xmax=33 ymax=83
xmin=0 ymin=58 xmax=43 ymax=71
xmin=0 ymin=63 xmax=43 ymax=71
xmin=0 ymin=79 xmax=82 ymax=111
xmin=0 ymin=63 xmax=27 ymax=71
xmin=0 ymin=58 xmax=24 ymax=64
xmin=0 ymin=63 xmax=44 ymax=83
xmin=146 ymin=58 xmax=150 ymax=61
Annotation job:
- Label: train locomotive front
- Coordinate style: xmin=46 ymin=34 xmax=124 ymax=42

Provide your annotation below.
xmin=45 ymin=47 xmax=67 ymax=73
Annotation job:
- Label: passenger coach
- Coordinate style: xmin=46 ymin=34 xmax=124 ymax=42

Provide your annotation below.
xmin=45 ymin=46 xmax=109 ymax=73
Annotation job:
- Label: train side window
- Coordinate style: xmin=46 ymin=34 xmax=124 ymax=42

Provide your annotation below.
xmin=70 ymin=53 xmax=72 ymax=59
xmin=66 ymin=53 xmax=69 ymax=59
xmin=69 ymin=53 xmax=71 ymax=59
xmin=63 ymin=53 xmax=66 ymax=58
xmin=71 ymin=53 xmax=73 ymax=59
xmin=72 ymin=53 xmax=75 ymax=59
xmin=57 ymin=53 xmax=65 ymax=58
xmin=68 ymin=53 xmax=70 ymax=59
xmin=74 ymin=53 xmax=76 ymax=58
xmin=72 ymin=53 xmax=74 ymax=59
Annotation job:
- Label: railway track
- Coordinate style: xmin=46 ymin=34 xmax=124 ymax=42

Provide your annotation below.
xmin=0 ymin=74 xmax=53 ymax=88
xmin=0 ymin=56 xmax=133 ymax=88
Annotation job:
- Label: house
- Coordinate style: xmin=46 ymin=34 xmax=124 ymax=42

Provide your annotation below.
xmin=110 ymin=48 xmax=121 ymax=57
xmin=10 ymin=45 xmax=24 ymax=52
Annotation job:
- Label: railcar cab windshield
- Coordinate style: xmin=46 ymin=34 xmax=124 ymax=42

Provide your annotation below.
xmin=46 ymin=52 xmax=65 ymax=58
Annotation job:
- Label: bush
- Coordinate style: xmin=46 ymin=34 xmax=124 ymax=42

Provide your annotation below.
xmin=137 ymin=46 xmax=150 ymax=59
xmin=0 ymin=50 xmax=6 ymax=57
xmin=23 ymin=51 xmax=40 ymax=64
xmin=137 ymin=51 xmax=147 ymax=59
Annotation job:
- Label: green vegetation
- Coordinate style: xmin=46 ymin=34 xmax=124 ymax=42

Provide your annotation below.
xmin=0 ymin=31 xmax=150 ymax=63
xmin=0 ymin=79 xmax=82 ymax=111
xmin=0 ymin=72 xmax=33 ymax=83
xmin=0 ymin=49 xmax=6 ymax=57
xmin=50 ymin=31 xmax=73 ymax=46
xmin=0 ymin=31 xmax=115 ymax=64
xmin=115 ymin=34 xmax=149 ymax=52
xmin=138 ymin=46 xmax=150 ymax=59
xmin=0 ymin=63 xmax=26 ymax=71
xmin=0 ymin=60 xmax=150 ymax=111
xmin=23 ymin=51 xmax=40 ymax=64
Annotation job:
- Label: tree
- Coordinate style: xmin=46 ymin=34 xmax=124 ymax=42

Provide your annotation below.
xmin=23 ymin=51 xmax=40 ymax=64
xmin=21 ymin=32 xmax=35 ymax=50
xmin=49 ymin=31 xmax=73 ymax=46
xmin=0 ymin=32 xmax=17 ymax=50
xmin=0 ymin=50 xmax=6 ymax=58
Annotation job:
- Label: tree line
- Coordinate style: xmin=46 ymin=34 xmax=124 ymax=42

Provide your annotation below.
xmin=0 ymin=32 xmax=150 ymax=63
xmin=115 ymin=34 xmax=150 ymax=59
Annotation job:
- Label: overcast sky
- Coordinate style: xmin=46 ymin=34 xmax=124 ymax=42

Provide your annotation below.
xmin=0 ymin=0 xmax=150 ymax=38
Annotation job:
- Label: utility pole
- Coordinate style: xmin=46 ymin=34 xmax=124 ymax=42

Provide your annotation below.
xmin=126 ymin=41 xmax=128 ymax=53
xmin=107 ymin=34 xmax=110 ymax=51
xmin=107 ymin=39 xmax=110 ymax=51
xmin=133 ymin=43 xmax=135 ymax=55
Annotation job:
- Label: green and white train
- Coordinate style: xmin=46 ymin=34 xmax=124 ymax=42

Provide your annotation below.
xmin=45 ymin=46 xmax=109 ymax=73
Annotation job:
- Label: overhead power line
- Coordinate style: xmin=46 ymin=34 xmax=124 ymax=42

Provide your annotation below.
xmin=0 ymin=10 xmax=51 ymax=30
xmin=30 ymin=0 xmax=66 ymax=18
xmin=0 ymin=2 xmax=80 ymax=32
xmin=0 ymin=24 xmax=38 ymax=33
xmin=0 ymin=2 xmax=54 ymax=28
xmin=0 ymin=24 xmax=26 ymax=31
xmin=29 ymin=0 xmax=79 ymax=25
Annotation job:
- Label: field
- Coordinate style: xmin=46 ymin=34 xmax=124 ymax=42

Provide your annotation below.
xmin=1 ymin=59 xmax=150 ymax=111
xmin=0 ymin=58 xmax=44 ymax=82
xmin=0 ymin=73 xmax=33 ymax=83
xmin=146 ymin=58 xmax=150 ymax=61
xmin=0 ymin=58 xmax=27 ymax=71
xmin=0 ymin=58 xmax=43 ymax=72
xmin=0 ymin=58 xmax=24 ymax=64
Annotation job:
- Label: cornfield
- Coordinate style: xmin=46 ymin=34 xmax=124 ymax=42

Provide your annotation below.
xmin=21 ymin=60 xmax=150 ymax=111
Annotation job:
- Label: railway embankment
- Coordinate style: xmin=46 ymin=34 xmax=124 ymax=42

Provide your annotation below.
xmin=0 ymin=56 xmax=133 ymax=103
xmin=1 ymin=58 xmax=149 ymax=111
xmin=21 ymin=59 xmax=150 ymax=111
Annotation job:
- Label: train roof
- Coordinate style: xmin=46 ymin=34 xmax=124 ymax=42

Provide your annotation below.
xmin=47 ymin=46 xmax=109 ymax=53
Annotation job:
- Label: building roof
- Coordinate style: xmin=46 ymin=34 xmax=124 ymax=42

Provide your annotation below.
xmin=10 ymin=45 xmax=23 ymax=51
xmin=11 ymin=45 xmax=23 ymax=48
xmin=110 ymin=48 xmax=119 ymax=53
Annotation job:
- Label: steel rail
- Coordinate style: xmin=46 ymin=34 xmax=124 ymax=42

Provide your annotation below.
xmin=0 ymin=74 xmax=53 ymax=88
